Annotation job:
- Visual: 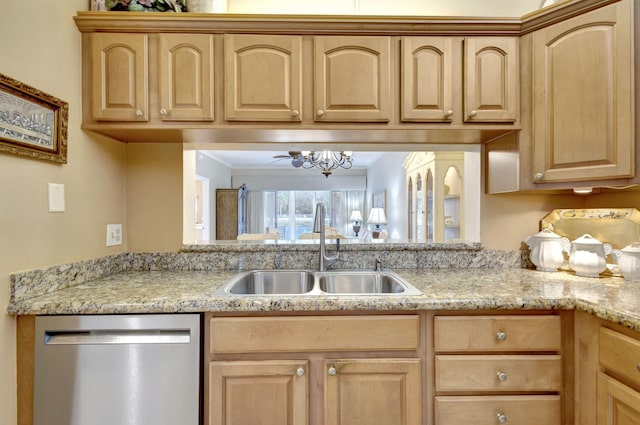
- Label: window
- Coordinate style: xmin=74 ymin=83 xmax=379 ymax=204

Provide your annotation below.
xmin=257 ymin=190 xmax=364 ymax=240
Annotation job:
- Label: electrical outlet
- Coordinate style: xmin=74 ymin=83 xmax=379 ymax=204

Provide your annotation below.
xmin=106 ymin=224 xmax=123 ymax=246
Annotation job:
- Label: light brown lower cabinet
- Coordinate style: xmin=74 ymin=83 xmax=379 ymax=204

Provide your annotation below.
xmin=597 ymin=373 xmax=640 ymax=425
xmin=435 ymin=395 xmax=561 ymax=425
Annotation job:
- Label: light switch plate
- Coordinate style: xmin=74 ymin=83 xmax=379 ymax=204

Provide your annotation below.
xmin=106 ymin=224 xmax=123 ymax=246
xmin=48 ymin=183 xmax=65 ymax=212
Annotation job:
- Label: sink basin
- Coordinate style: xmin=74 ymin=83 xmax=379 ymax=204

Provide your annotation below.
xmin=215 ymin=269 xmax=422 ymax=296
xmin=317 ymin=270 xmax=422 ymax=295
xmin=217 ymin=270 xmax=315 ymax=295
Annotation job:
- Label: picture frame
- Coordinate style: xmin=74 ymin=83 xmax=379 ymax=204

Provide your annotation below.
xmin=372 ymin=190 xmax=386 ymax=210
xmin=0 ymin=73 xmax=68 ymax=164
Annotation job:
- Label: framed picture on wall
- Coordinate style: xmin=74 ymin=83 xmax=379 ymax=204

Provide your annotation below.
xmin=372 ymin=190 xmax=386 ymax=210
xmin=0 ymin=73 xmax=69 ymax=164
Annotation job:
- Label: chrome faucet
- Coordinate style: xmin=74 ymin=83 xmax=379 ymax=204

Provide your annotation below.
xmin=313 ymin=202 xmax=340 ymax=271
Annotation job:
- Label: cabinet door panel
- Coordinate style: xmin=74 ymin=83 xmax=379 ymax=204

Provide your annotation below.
xmin=159 ymin=34 xmax=214 ymax=121
xmin=464 ymin=37 xmax=518 ymax=122
xmin=532 ymin=1 xmax=633 ymax=183
xmin=90 ymin=33 xmax=148 ymax=121
xmin=597 ymin=373 xmax=640 ymax=425
xmin=209 ymin=360 xmax=308 ymax=425
xmin=225 ymin=34 xmax=302 ymax=121
xmin=401 ymin=37 xmax=454 ymax=122
xmin=324 ymin=359 xmax=422 ymax=425
xmin=314 ymin=36 xmax=391 ymax=122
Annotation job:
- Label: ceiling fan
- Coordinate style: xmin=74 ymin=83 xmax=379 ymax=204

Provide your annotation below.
xmin=272 ymin=151 xmax=305 ymax=168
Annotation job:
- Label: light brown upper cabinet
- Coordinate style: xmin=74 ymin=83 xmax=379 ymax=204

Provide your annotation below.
xmin=401 ymin=36 xmax=518 ymax=124
xmin=90 ymin=33 xmax=149 ymax=122
xmin=159 ymin=34 xmax=214 ymax=122
xmin=464 ymin=37 xmax=518 ymax=123
xmin=314 ymin=36 xmax=392 ymax=122
xmin=89 ymin=32 xmax=214 ymax=123
xmin=531 ymin=0 xmax=634 ymax=183
xmin=224 ymin=34 xmax=302 ymax=122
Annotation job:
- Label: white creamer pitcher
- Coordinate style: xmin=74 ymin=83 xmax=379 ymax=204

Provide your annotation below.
xmin=613 ymin=242 xmax=640 ymax=282
xmin=525 ymin=228 xmax=569 ymax=272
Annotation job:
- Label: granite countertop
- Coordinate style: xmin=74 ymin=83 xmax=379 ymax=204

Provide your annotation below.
xmin=8 ymin=268 xmax=640 ymax=332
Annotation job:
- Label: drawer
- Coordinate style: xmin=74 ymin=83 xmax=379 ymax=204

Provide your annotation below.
xmin=434 ymin=315 xmax=561 ymax=352
xmin=435 ymin=354 xmax=563 ymax=392
xmin=435 ymin=395 xmax=561 ymax=425
xmin=209 ymin=315 xmax=420 ymax=354
xmin=599 ymin=327 xmax=640 ymax=389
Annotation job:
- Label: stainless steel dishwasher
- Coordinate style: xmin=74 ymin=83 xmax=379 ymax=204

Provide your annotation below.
xmin=34 ymin=314 xmax=201 ymax=425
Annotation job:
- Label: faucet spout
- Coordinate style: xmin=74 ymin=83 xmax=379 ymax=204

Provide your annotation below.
xmin=313 ymin=202 xmax=339 ymax=271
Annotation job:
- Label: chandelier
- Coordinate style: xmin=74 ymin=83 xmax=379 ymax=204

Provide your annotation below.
xmin=300 ymin=150 xmax=353 ymax=178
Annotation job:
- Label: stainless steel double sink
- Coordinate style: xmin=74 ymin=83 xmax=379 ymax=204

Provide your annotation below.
xmin=215 ymin=269 xmax=422 ymax=296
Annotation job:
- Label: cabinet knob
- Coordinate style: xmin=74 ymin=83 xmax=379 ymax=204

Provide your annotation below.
xmin=468 ymin=110 xmax=478 ymax=118
xmin=534 ymin=172 xmax=544 ymax=182
xmin=497 ymin=413 xmax=507 ymax=423
xmin=328 ymin=366 xmax=337 ymax=376
xmin=444 ymin=110 xmax=454 ymax=118
xmin=291 ymin=109 xmax=300 ymax=118
xmin=317 ymin=109 xmax=325 ymax=117
xmin=135 ymin=109 xmax=143 ymax=117
xmin=637 ymin=363 xmax=640 ymax=372
xmin=496 ymin=331 xmax=507 ymax=341
xmin=497 ymin=371 xmax=508 ymax=382
xmin=296 ymin=367 xmax=305 ymax=377
xmin=160 ymin=108 xmax=168 ymax=116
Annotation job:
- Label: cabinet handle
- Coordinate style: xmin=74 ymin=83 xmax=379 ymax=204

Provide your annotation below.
xmin=534 ymin=172 xmax=544 ymax=182
xmin=317 ymin=109 xmax=325 ymax=117
xmin=497 ymin=371 xmax=508 ymax=382
xmin=135 ymin=109 xmax=143 ymax=117
xmin=160 ymin=108 xmax=168 ymax=116
xmin=444 ymin=110 xmax=454 ymax=118
xmin=328 ymin=366 xmax=337 ymax=376
xmin=496 ymin=331 xmax=507 ymax=341
xmin=296 ymin=367 xmax=305 ymax=377
xmin=497 ymin=413 xmax=507 ymax=423
xmin=291 ymin=109 xmax=300 ymax=118
xmin=468 ymin=110 xmax=478 ymax=118
xmin=637 ymin=363 xmax=640 ymax=372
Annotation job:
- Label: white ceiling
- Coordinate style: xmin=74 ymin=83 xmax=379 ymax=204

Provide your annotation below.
xmin=201 ymin=150 xmax=385 ymax=169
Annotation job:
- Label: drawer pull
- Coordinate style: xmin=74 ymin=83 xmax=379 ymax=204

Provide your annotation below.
xmin=496 ymin=331 xmax=507 ymax=341
xmin=497 ymin=371 xmax=508 ymax=382
xmin=328 ymin=366 xmax=337 ymax=376
xmin=497 ymin=413 xmax=507 ymax=423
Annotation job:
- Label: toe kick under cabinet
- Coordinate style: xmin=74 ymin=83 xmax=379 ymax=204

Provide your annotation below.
xmin=205 ymin=313 xmax=423 ymax=425
xmin=433 ymin=314 xmax=564 ymax=425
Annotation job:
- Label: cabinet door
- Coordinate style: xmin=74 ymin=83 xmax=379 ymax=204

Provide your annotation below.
xmin=208 ymin=360 xmax=308 ymax=425
xmin=314 ymin=36 xmax=391 ymax=122
xmin=324 ymin=358 xmax=421 ymax=425
xmin=225 ymin=34 xmax=302 ymax=121
xmin=401 ymin=37 xmax=454 ymax=122
xmin=158 ymin=34 xmax=214 ymax=121
xmin=531 ymin=1 xmax=634 ymax=183
xmin=597 ymin=373 xmax=640 ymax=425
xmin=464 ymin=37 xmax=518 ymax=123
xmin=90 ymin=33 xmax=148 ymax=121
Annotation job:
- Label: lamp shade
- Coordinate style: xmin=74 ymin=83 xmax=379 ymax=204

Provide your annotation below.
xmin=350 ymin=210 xmax=363 ymax=222
xmin=367 ymin=207 xmax=387 ymax=225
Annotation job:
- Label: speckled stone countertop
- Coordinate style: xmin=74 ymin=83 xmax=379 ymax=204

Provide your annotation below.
xmin=8 ymin=267 xmax=640 ymax=332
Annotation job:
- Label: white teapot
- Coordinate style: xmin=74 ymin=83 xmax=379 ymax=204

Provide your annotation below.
xmin=613 ymin=242 xmax=640 ymax=282
xmin=525 ymin=228 xmax=569 ymax=272
xmin=568 ymin=234 xmax=612 ymax=278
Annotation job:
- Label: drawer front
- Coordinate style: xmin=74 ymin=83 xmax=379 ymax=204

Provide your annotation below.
xmin=435 ymin=355 xmax=563 ymax=392
xmin=435 ymin=395 xmax=561 ymax=425
xmin=434 ymin=315 xmax=561 ymax=352
xmin=209 ymin=315 xmax=420 ymax=354
xmin=599 ymin=327 xmax=640 ymax=389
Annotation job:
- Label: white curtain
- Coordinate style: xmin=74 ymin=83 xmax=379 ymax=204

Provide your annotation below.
xmin=246 ymin=191 xmax=265 ymax=233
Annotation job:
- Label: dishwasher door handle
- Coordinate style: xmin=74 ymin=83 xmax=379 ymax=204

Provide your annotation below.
xmin=44 ymin=329 xmax=192 ymax=345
